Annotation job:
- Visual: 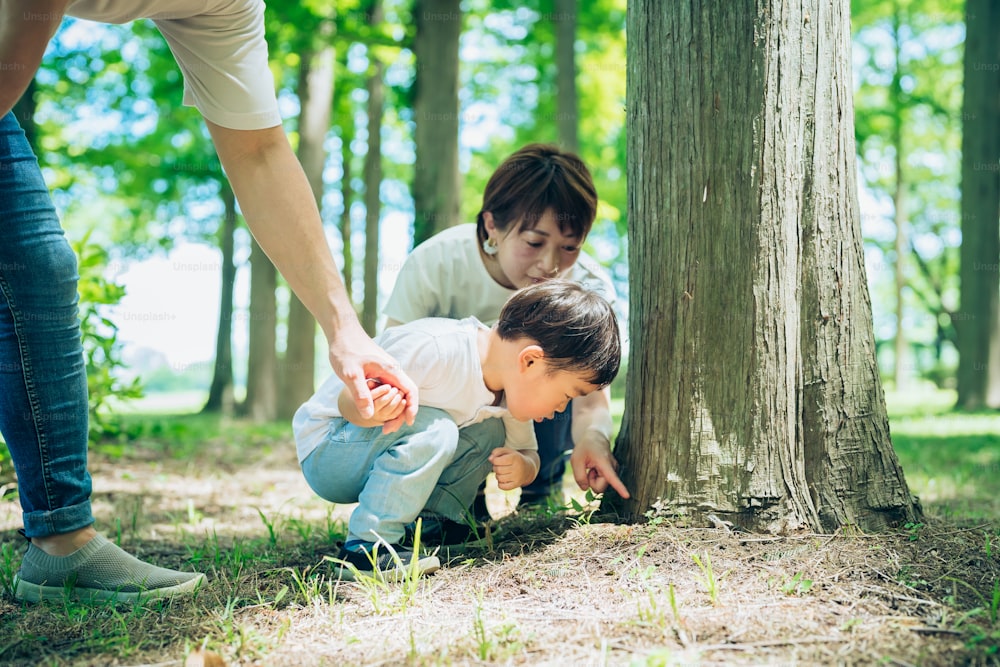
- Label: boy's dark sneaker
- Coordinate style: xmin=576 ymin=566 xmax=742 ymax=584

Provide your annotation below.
xmin=329 ymin=542 xmax=439 ymax=582
xmin=402 ymin=516 xmax=491 ymax=550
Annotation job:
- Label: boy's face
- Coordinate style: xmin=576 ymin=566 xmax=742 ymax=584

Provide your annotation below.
xmin=505 ymin=359 xmax=600 ymax=423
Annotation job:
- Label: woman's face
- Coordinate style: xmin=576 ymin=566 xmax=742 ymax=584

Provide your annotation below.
xmin=484 ymin=209 xmax=584 ymax=290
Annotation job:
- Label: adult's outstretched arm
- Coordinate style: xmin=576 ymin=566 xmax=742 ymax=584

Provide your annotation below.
xmin=206 ymin=121 xmax=420 ymax=431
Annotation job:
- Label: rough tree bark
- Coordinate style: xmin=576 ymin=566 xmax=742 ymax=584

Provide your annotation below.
xmin=613 ymin=0 xmax=920 ymax=533
xmin=956 ymin=0 xmax=1000 ymax=410
xmin=411 ymin=0 xmax=461 ymax=245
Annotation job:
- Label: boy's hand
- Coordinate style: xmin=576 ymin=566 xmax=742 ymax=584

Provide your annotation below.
xmin=331 ymin=325 xmax=419 ymax=433
xmin=367 ymin=381 xmax=407 ymax=425
xmin=489 ymin=448 xmax=539 ymax=491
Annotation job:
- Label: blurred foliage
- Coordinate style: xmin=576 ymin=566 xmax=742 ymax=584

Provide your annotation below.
xmin=9 ymin=0 xmax=973 ymax=404
xmin=36 ymin=21 xmax=224 ymax=258
xmin=73 ymin=233 xmax=145 ymax=441
xmin=884 ymin=386 xmax=1000 ymax=521
xmin=851 ymin=0 xmax=965 ymax=386
xmin=460 ymin=0 xmax=628 ymax=290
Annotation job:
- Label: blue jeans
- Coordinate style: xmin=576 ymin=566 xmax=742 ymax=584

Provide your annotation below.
xmin=300 ymin=407 xmax=504 ymax=546
xmin=0 ymin=111 xmax=93 ymax=539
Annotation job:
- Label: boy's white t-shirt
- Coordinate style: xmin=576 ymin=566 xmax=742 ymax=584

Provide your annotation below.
xmin=65 ymin=0 xmax=282 ymax=130
xmin=383 ymin=223 xmax=616 ymax=326
xmin=292 ymin=317 xmax=537 ymax=463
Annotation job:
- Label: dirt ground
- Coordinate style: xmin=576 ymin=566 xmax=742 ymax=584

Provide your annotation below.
xmin=1 ymin=430 xmax=998 ymax=666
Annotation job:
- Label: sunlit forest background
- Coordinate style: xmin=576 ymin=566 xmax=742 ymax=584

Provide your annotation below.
xmin=5 ymin=0 xmax=991 ymax=428
xmin=2 ymin=3 xmax=999 ymax=662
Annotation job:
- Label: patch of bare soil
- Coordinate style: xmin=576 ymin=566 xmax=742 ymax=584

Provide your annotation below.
xmin=1 ymin=434 xmax=998 ymax=666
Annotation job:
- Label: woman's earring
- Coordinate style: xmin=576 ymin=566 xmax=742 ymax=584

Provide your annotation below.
xmin=482 ymin=237 xmax=499 ymax=256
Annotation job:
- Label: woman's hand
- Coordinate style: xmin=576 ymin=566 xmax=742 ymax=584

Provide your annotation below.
xmin=569 ymin=432 xmax=630 ymax=498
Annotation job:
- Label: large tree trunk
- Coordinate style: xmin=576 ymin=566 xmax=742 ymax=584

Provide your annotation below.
xmin=242 ymin=238 xmax=278 ymax=421
xmin=203 ymin=184 xmax=237 ymax=415
xmin=411 ymin=0 xmax=461 ymax=245
xmin=613 ymin=0 xmax=919 ymax=534
xmin=956 ymin=0 xmax=1000 ymax=410
xmin=279 ymin=41 xmax=335 ymax=419
xmin=554 ymin=0 xmax=578 ymax=154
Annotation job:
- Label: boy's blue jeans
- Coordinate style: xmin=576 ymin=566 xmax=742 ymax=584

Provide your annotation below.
xmin=0 ymin=111 xmax=94 ymax=539
xmin=300 ymin=407 xmax=505 ymax=546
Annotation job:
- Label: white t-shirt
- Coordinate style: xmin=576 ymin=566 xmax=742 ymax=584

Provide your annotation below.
xmin=65 ymin=0 xmax=282 ymax=130
xmin=292 ymin=316 xmax=537 ymax=463
xmin=383 ymin=223 xmax=617 ymax=326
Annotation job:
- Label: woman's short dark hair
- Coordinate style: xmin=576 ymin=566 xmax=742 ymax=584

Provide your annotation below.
xmin=475 ymin=144 xmax=598 ymax=246
xmin=497 ymin=280 xmax=620 ymax=387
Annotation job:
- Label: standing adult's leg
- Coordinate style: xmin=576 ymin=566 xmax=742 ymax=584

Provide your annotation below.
xmin=0 ymin=111 xmax=92 ymax=538
xmin=0 ymin=111 xmax=204 ymax=602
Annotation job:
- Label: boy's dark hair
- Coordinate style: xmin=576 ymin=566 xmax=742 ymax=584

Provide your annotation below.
xmin=497 ymin=280 xmax=620 ymax=387
xmin=475 ymin=143 xmax=598 ymax=247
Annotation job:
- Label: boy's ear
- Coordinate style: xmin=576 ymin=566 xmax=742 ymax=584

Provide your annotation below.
xmin=518 ymin=344 xmax=546 ymax=372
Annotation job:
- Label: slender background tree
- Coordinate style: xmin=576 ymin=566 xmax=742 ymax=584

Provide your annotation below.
xmin=852 ymin=0 xmax=964 ymax=391
xmin=411 ymin=0 xmax=462 ymax=245
xmin=956 ymin=0 xmax=1000 ymax=410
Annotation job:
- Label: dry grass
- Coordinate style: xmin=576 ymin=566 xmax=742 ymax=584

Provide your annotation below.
xmin=1 ymin=412 xmax=998 ymax=666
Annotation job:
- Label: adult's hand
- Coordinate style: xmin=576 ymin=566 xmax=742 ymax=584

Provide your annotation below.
xmin=569 ymin=430 xmax=630 ymax=499
xmin=328 ymin=321 xmax=419 ymax=434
